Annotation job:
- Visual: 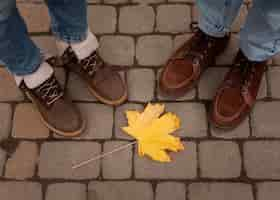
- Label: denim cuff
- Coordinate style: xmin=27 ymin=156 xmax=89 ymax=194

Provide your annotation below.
xmin=198 ymin=15 xmax=228 ymax=38
xmin=10 ymin=49 xmax=43 ymax=76
xmin=52 ymin=29 xmax=88 ymax=44
xmin=240 ymin=38 xmax=280 ymax=62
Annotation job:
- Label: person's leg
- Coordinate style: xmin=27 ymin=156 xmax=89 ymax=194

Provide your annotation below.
xmin=240 ymin=0 xmax=280 ymax=61
xmin=0 ymin=0 xmax=84 ymax=136
xmin=197 ymin=0 xmax=243 ymax=37
xmin=0 ymin=0 xmax=42 ymax=76
xmin=46 ymin=0 xmax=127 ymax=105
xmin=210 ymin=0 xmax=280 ymax=129
xmin=46 ymin=0 xmax=99 ymax=59
xmin=159 ymin=0 xmax=245 ymax=97
xmin=45 ymin=0 xmax=88 ymax=44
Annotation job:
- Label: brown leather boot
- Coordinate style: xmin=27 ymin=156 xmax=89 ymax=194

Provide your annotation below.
xmin=61 ymin=47 xmax=127 ymax=106
xmin=160 ymin=29 xmax=230 ymax=97
xmin=20 ymin=58 xmax=85 ymax=137
xmin=210 ymin=50 xmax=267 ymax=129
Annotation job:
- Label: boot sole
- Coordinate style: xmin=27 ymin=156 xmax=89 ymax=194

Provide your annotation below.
xmin=88 ymin=84 xmax=128 ymax=106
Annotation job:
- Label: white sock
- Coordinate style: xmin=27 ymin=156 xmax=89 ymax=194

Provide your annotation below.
xmin=23 ymin=62 xmax=54 ymax=89
xmin=56 ymin=29 xmax=99 ymax=60
xmin=14 ymin=75 xmax=24 ymax=86
xmin=56 ymin=39 xmax=69 ymax=57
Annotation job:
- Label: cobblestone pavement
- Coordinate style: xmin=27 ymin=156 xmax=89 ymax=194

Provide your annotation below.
xmin=1 ymin=0 xmax=280 ymax=200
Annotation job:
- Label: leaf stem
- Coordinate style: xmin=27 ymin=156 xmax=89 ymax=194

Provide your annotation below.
xmin=72 ymin=141 xmax=137 ymax=169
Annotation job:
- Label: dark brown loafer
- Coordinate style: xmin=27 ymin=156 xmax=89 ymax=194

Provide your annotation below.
xmin=61 ymin=47 xmax=127 ymax=106
xmin=20 ymin=59 xmax=85 ymax=137
xmin=160 ymin=29 xmax=230 ymax=97
xmin=210 ymin=50 xmax=267 ymax=129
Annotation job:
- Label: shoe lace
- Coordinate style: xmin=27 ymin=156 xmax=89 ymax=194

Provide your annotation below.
xmin=186 ymin=27 xmax=216 ymax=62
xmin=79 ymin=51 xmax=103 ymax=77
xmin=35 ymin=76 xmax=64 ymax=107
xmin=233 ymin=55 xmax=257 ymax=91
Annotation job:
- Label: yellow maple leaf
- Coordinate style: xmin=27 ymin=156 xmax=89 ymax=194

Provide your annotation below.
xmin=122 ymin=103 xmax=184 ymax=162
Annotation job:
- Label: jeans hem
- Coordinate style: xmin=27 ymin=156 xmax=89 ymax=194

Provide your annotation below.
xmin=240 ymin=43 xmax=275 ymax=62
xmin=198 ymin=16 xmax=228 ymax=38
xmin=10 ymin=54 xmax=43 ymax=76
xmin=52 ymin=29 xmax=88 ymax=44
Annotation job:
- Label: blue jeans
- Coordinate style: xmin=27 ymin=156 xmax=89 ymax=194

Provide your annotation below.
xmin=197 ymin=0 xmax=280 ymax=61
xmin=0 ymin=0 xmax=87 ymax=75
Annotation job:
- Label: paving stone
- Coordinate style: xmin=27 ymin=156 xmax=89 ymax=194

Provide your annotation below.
xmin=32 ymin=36 xmax=58 ymax=56
xmin=198 ymin=67 xmax=228 ymax=100
xmin=251 ymin=102 xmax=280 ymax=138
xmin=88 ymin=181 xmax=153 ymax=200
xmin=67 ymin=72 xmax=97 ymax=101
xmin=18 ymin=3 xmax=50 ymax=32
xmin=191 ymin=5 xmax=199 ymax=23
xmin=0 ymin=68 xmax=24 ymax=101
xmin=0 ymin=104 xmax=12 ymax=141
xmin=4 ymin=2 xmax=277 ymax=199
xmin=133 ymin=0 xmax=164 ymax=3
xmin=127 ymin=69 xmax=155 ymax=102
xmin=119 ymin=6 xmax=155 ymax=34
xmin=39 ymin=142 xmax=101 ymax=179
xmin=257 ymin=182 xmax=280 ymax=200
xmin=0 ymin=182 xmax=42 ymax=200
xmin=136 ymin=36 xmax=173 ymax=66
xmin=54 ymin=103 xmax=114 ymax=140
xmin=102 ymin=141 xmax=133 ymax=179
xmin=268 ymin=67 xmax=280 ymax=98
xmin=88 ymin=6 xmax=117 ymax=34
xmin=12 ymin=103 xmax=50 ymax=139
xmin=99 ymin=36 xmax=135 ymax=66
xmin=105 ymin=0 xmax=128 ymax=3
xmin=5 ymin=141 xmax=38 ymax=180
xmin=134 ymin=142 xmax=197 ymax=179
xmin=75 ymin=103 xmax=113 ymax=139
xmin=244 ymin=141 xmax=280 ymax=179
xmin=211 ymin=117 xmax=250 ymax=138
xmin=46 ymin=183 xmax=87 ymax=200
xmin=156 ymin=5 xmax=191 ymax=33
xmin=257 ymin=75 xmax=268 ymax=99
xmin=0 ymin=148 xmax=6 ymax=177
xmin=115 ymin=103 xmax=144 ymax=140
xmin=173 ymin=33 xmax=193 ymax=51
xmin=272 ymin=53 xmax=280 ymax=65
xmin=199 ymin=141 xmax=241 ymax=178
xmin=188 ymin=182 xmax=253 ymax=200
xmin=165 ymin=103 xmax=208 ymax=138
xmin=168 ymin=0 xmax=195 ymax=2
xmin=156 ymin=69 xmax=196 ymax=101
xmin=156 ymin=182 xmax=186 ymax=200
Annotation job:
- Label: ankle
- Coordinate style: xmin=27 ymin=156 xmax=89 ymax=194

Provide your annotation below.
xmin=23 ymin=62 xmax=54 ymax=89
xmin=56 ymin=29 xmax=99 ymax=60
